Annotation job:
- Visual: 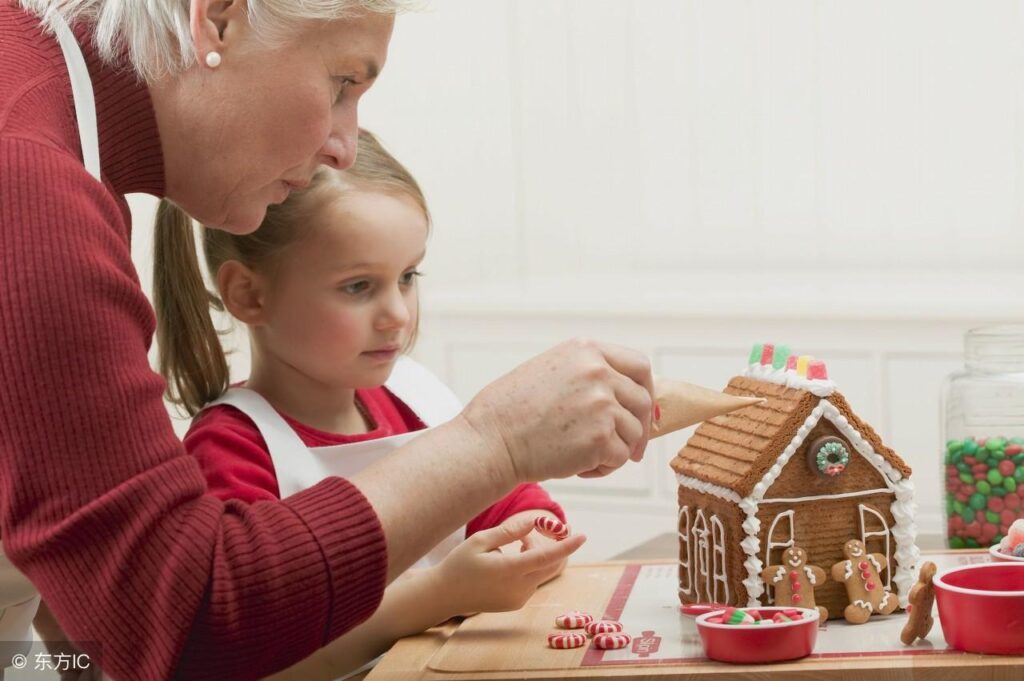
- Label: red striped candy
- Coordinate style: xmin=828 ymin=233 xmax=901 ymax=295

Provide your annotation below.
xmin=555 ymin=611 xmax=593 ymax=629
xmin=584 ymin=620 xmax=623 ymax=636
xmin=548 ymin=632 xmax=586 ymax=649
xmin=535 ymin=516 xmax=570 ymax=540
xmin=593 ymin=633 xmax=631 ymax=650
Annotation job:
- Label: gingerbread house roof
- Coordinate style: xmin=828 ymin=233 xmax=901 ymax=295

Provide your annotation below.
xmin=670 ymin=374 xmax=911 ymax=499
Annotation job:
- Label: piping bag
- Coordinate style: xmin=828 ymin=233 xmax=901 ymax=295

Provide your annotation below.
xmin=650 ymin=379 xmax=764 ymax=439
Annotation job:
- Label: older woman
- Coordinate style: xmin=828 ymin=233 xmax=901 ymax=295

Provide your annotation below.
xmin=0 ymin=1 xmax=654 ymax=679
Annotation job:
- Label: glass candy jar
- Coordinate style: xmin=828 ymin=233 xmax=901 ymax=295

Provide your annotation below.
xmin=942 ymin=325 xmax=1024 ymax=550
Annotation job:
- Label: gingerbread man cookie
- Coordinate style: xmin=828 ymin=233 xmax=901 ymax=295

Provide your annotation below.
xmin=760 ymin=546 xmax=828 ymax=621
xmin=900 ymin=561 xmax=937 ymax=645
xmin=830 ymin=539 xmax=899 ymax=624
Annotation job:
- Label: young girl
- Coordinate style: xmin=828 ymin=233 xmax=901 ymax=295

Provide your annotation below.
xmin=152 ymin=130 xmax=580 ymax=679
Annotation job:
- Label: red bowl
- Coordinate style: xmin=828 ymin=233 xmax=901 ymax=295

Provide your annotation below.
xmin=933 ymin=563 xmax=1024 ymax=655
xmin=695 ymin=607 xmax=819 ymax=664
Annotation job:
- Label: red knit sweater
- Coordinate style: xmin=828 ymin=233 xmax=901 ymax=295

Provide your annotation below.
xmin=0 ymin=6 xmax=388 ymax=679
xmin=186 ymin=389 xmax=565 ymax=534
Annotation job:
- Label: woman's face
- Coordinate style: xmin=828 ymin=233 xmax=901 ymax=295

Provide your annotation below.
xmin=155 ymin=11 xmax=394 ymax=233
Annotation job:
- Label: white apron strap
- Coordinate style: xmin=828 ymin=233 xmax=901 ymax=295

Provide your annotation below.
xmin=384 ymin=356 xmax=462 ymax=426
xmin=205 ymin=388 xmax=317 ymax=499
xmin=53 ymin=12 xmax=101 ymax=181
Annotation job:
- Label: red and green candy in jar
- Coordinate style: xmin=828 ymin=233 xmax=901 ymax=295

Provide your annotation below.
xmin=945 ymin=436 xmax=1024 ymax=549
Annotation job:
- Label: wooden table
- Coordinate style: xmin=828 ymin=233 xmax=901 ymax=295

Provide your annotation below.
xmin=366 ymin=538 xmax=1023 ymax=681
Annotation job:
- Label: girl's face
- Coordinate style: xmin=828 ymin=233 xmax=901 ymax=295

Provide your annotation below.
xmin=155 ymin=9 xmax=395 ymax=233
xmin=254 ymin=190 xmax=428 ymax=390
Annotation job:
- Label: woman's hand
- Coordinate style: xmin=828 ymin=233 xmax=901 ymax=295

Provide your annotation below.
xmin=433 ymin=515 xmax=586 ymax=616
xmin=460 ymin=338 xmax=654 ymax=483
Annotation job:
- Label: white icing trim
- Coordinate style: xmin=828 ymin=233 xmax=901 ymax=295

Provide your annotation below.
xmin=678 ymin=506 xmax=692 ymax=595
xmin=772 ymin=566 xmax=786 ymax=584
xmin=804 ymin=565 xmax=817 ymax=586
xmin=843 ymin=560 xmax=853 ymax=581
xmin=853 ymin=599 xmax=874 ymax=613
xmin=867 ymin=554 xmax=883 ymax=575
xmin=760 ymin=488 xmax=893 ymax=504
xmin=742 ymin=362 xmax=836 ymax=397
xmin=675 ymin=473 xmax=742 ymax=504
xmin=879 ymin=590 xmax=892 ymax=611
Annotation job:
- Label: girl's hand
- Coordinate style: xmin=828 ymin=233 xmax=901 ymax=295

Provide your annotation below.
xmin=460 ymin=338 xmax=654 ymax=484
xmin=434 ymin=515 xmax=585 ymax=616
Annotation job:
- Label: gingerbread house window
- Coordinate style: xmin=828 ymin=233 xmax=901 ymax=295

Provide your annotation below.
xmin=859 ymin=504 xmax=892 ymax=590
xmin=710 ymin=515 xmax=729 ymax=603
xmin=692 ymin=510 xmax=710 ymax=601
xmin=763 ymin=510 xmax=795 ymax=604
xmin=678 ymin=506 xmax=692 ymax=595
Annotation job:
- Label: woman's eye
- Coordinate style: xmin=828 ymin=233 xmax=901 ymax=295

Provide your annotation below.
xmin=400 ymin=270 xmax=422 ymax=286
xmin=333 ymin=77 xmax=358 ymax=103
xmin=342 ymin=280 xmax=370 ymax=295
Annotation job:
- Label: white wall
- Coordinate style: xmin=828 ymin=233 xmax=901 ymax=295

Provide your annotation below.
xmin=130 ymin=1 xmax=1024 ymax=561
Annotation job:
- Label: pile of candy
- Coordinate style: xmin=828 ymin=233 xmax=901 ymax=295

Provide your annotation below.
xmin=547 ymin=611 xmax=630 ymax=650
xmin=704 ymin=607 xmax=806 ymax=626
xmin=944 ymin=437 xmax=1024 ymax=548
xmin=996 ymin=519 xmax=1024 ymax=557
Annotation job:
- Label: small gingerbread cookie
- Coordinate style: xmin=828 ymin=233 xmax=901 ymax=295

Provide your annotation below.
xmin=900 ymin=561 xmax=937 ymax=645
xmin=760 ymin=546 xmax=828 ymax=621
xmin=830 ymin=539 xmax=899 ymax=624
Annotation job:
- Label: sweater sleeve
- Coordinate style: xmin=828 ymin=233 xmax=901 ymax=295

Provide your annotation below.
xmin=466 ymin=483 xmax=567 ymax=537
xmin=0 ymin=138 xmax=387 ymax=680
xmin=185 ymin=406 xmax=283 ymax=503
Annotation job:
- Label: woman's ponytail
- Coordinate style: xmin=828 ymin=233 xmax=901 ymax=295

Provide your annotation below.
xmin=152 ymin=200 xmax=229 ymax=416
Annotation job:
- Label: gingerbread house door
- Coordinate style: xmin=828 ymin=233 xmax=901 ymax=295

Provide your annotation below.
xmin=763 ymin=510 xmax=796 ymax=604
xmin=859 ymin=504 xmax=893 ymax=590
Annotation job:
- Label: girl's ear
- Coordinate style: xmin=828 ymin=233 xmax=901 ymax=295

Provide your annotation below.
xmin=189 ymin=0 xmax=248 ymax=64
xmin=217 ymin=260 xmax=267 ymax=326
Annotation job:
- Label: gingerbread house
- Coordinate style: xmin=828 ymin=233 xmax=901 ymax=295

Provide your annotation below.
xmin=670 ymin=344 xmax=920 ymax=619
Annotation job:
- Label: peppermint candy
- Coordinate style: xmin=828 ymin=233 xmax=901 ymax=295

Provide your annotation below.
xmin=534 ymin=516 xmax=570 ymax=540
xmin=593 ymin=633 xmax=631 ymax=650
xmin=547 ymin=632 xmax=587 ymax=649
xmin=555 ymin=611 xmax=593 ymax=629
xmin=584 ymin=620 xmax=624 ymax=636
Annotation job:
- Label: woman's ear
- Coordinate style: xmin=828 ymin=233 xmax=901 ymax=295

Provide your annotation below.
xmin=190 ymin=0 xmax=248 ymax=64
xmin=217 ymin=260 xmax=267 ymax=326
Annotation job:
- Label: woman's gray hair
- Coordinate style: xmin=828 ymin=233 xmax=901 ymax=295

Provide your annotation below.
xmin=18 ymin=1 xmax=414 ymax=83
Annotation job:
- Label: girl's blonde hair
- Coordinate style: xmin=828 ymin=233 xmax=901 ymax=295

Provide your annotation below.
xmin=154 ymin=129 xmax=429 ymax=416
xmin=17 ymin=0 xmax=416 ymax=83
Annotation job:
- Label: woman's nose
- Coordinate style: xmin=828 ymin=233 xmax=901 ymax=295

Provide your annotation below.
xmin=318 ymin=106 xmax=358 ymax=170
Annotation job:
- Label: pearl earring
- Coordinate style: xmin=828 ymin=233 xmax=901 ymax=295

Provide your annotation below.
xmin=205 ymin=51 xmax=221 ymax=68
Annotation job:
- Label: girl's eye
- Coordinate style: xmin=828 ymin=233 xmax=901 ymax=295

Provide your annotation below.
xmin=400 ymin=269 xmax=423 ymax=286
xmin=342 ymin=280 xmax=370 ymax=295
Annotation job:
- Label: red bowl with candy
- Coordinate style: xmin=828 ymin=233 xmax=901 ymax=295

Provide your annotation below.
xmin=933 ymin=563 xmax=1024 ymax=655
xmin=988 ymin=545 xmax=1024 ymax=563
xmin=695 ymin=606 xmax=819 ymax=664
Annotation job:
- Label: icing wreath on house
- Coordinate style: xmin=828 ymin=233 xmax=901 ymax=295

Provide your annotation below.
xmin=671 ymin=344 xmax=920 ymax=619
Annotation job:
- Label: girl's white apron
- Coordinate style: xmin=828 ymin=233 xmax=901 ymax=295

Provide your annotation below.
xmin=0 ymin=9 xmax=101 ymax=654
xmin=204 ymin=356 xmax=466 ymax=567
